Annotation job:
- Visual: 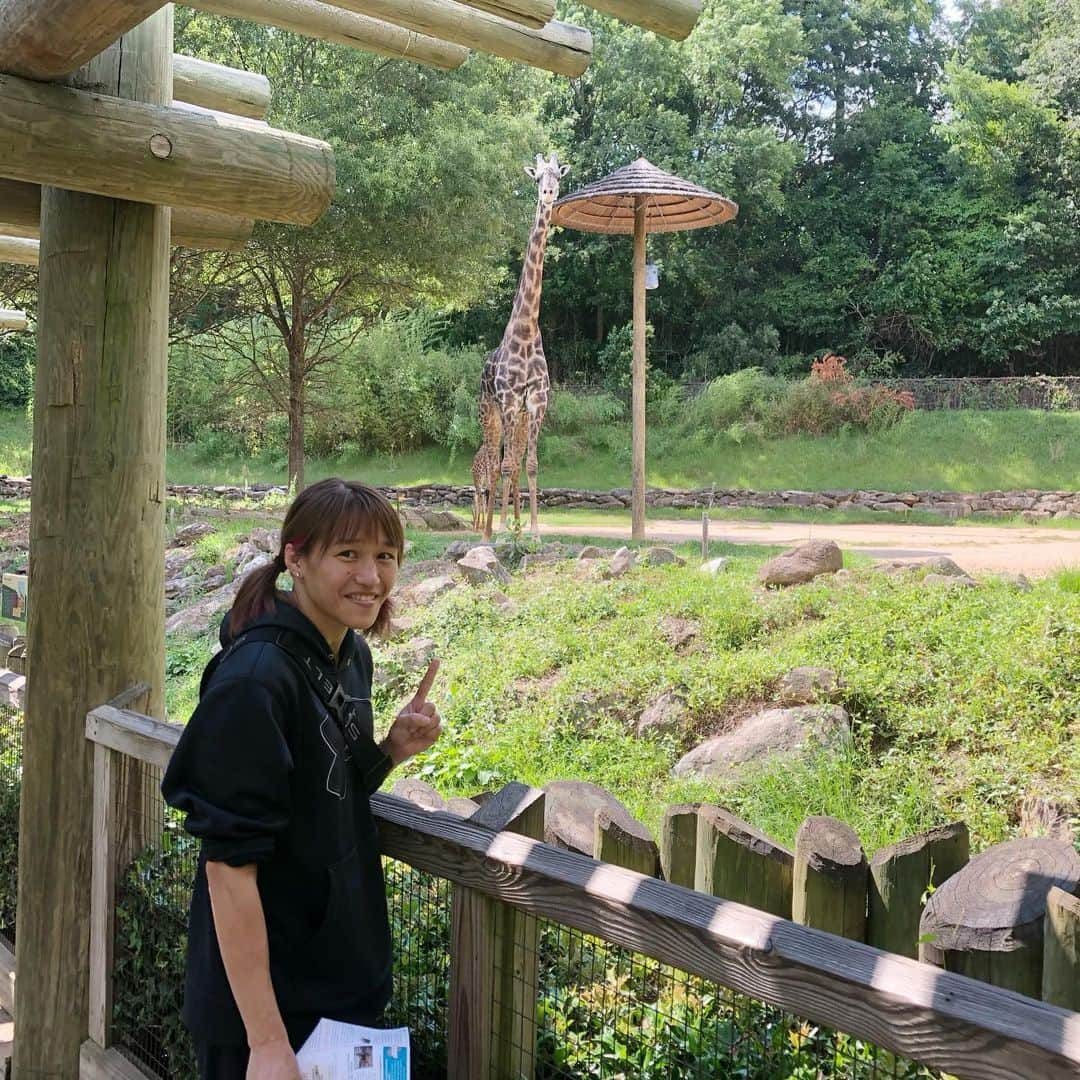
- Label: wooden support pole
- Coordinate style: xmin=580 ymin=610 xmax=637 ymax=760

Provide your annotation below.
xmin=456 ymin=0 xmax=552 ymax=27
xmin=172 ymin=53 xmax=270 ymax=119
xmin=0 ymin=0 xmax=166 ymax=80
xmin=695 ymin=806 xmax=794 ymax=918
xmin=867 ymin=822 xmax=969 ymax=959
xmin=920 ymin=838 xmax=1080 ymax=999
xmin=12 ymin=9 xmax=171 ymax=1075
xmin=0 ymin=179 xmax=253 ymax=252
xmin=631 ymin=193 xmax=647 ymax=540
xmin=0 ymin=309 xmax=27 ymax=330
xmin=0 ymin=235 xmax=37 ymax=266
xmin=188 ymin=0 xmax=469 ymax=70
xmin=309 ymin=0 xmax=592 ymax=76
xmin=660 ymin=803 xmax=700 ymax=887
xmin=1043 ymin=886 xmax=1080 ymax=1011
xmin=0 ymin=70 xmax=335 ymax=225
xmin=594 ymin=808 xmax=658 ymax=876
xmin=87 ymin=742 xmax=117 ymax=1048
xmin=451 ymin=783 xmax=544 ymax=1080
xmin=579 ymin=0 xmax=701 ymax=40
xmin=793 ymin=815 xmax=868 ymax=941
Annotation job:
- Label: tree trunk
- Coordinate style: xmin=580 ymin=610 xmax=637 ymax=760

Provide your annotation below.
xmin=14 ymin=11 xmax=170 ymax=1075
xmin=287 ymin=329 xmax=306 ymax=491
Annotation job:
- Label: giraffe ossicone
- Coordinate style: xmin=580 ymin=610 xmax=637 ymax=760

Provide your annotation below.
xmin=476 ymin=152 xmax=570 ymax=541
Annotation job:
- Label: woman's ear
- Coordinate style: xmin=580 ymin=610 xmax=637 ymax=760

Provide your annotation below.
xmin=283 ymin=542 xmax=304 ymax=580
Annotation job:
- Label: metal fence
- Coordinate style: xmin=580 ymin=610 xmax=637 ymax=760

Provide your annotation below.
xmin=0 ymin=705 xmax=21 ymax=951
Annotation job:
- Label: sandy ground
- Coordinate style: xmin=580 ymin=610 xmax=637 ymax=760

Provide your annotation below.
xmin=537 ymin=518 xmax=1080 ymax=575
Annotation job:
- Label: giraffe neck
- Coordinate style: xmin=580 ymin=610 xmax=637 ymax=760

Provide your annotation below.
xmin=502 ymin=198 xmax=552 ymax=345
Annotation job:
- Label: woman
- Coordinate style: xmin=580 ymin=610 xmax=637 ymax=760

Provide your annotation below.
xmin=162 ymin=478 xmax=441 ymax=1079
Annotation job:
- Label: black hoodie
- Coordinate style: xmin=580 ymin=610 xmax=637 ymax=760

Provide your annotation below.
xmin=161 ymin=598 xmax=394 ymax=1046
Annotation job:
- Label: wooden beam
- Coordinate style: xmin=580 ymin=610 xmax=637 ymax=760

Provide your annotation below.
xmin=0 ymin=309 xmax=28 ymax=330
xmin=85 ymin=704 xmax=181 ymax=772
xmin=451 ymin=0 xmax=552 ymax=28
xmin=373 ymin=793 xmax=1080 ymax=1079
xmin=0 ymin=71 xmax=334 ymax=225
xmin=186 ymin=0 xmax=469 ymax=70
xmin=12 ymin=9 xmax=172 ymax=1073
xmin=307 ymin=0 xmax=592 ymax=76
xmin=0 ymin=180 xmax=253 ymax=252
xmin=0 ymin=235 xmax=38 ymax=265
xmin=579 ymin=0 xmax=701 ymax=40
xmin=0 ymin=0 xmax=166 ymax=80
xmin=172 ymin=53 xmax=270 ymax=119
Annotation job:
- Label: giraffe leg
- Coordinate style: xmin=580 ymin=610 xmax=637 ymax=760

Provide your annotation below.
xmin=483 ymin=419 xmax=502 ymax=542
xmin=498 ymin=405 xmax=519 ymax=530
xmin=525 ymin=399 xmax=547 ymax=537
xmin=509 ymin=412 xmax=528 ymax=528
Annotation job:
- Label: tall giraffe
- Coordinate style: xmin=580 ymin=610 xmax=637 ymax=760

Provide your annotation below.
xmin=477 ymin=152 xmax=569 ymax=540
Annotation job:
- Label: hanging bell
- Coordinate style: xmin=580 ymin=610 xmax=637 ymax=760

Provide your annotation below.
xmin=645 ymin=262 xmax=659 ymax=290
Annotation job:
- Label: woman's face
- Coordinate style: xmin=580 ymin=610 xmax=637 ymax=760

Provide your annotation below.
xmin=286 ymin=531 xmax=399 ymax=642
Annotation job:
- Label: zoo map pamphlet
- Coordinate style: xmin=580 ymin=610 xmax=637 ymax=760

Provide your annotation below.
xmin=296 ymin=1019 xmax=410 ymax=1079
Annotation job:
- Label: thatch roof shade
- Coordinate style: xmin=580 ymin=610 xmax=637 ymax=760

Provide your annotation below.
xmin=552 ymin=157 xmax=737 ymax=234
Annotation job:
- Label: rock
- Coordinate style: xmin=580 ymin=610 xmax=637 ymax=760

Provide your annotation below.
xmin=458 ymin=546 xmax=511 ymax=586
xmin=997 ymin=572 xmax=1033 ymax=592
xmin=658 ymin=616 xmax=700 ymax=651
xmin=391 ymin=778 xmax=448 ymax=812
xmin=443 ymin=539 xmax=477 ymax=560
xmin=399 ymin=507 xmax=429 ymax=530
xmin=400 ymin=636 xmax=437 ymax=673
xmin=578 ymin=545 xmax=604 ymax=560
xmin=420 ymin=508 xmax=465 ymax=531
xmin=403 ymin=575 xmax=458 ymax=606
xmin=922 ymin=573 xmax=978 ymax=588
xmin=700 ymin=557 xmax=729 ymax=575
xmin=603 ymin=546 xmax=637 ymax=579
xmin=543 ymin=780 xmax=646 ymax=857
xmin=564 ymin=689 xmax=623 ymax=733
xmin=164 ymin=573 xmax=202 ymax=601
xmin=249 ymin=526 xmax=281 ymax=554
xmin=521 ymin=553 xmax=561 ymax=572
xmin=164 ymin=548 xmax=196 ymax=576
xmin=173 ymin=521 xmax=214 ymax=545
xmin=635 ymin=691 xmax=689 ymax=739
xmin=385 ymin=614 xmax=417 ymax=641
xmin=234 ymin=546 xmax=272 ymax=579
xmin=918 ymin=556 xmax=970 ymax=578
xmin=672 ymin=705 xmax=851 ymax=781
xmin=202 ymin=568 xmax=228 ymax=591
xmin=165 ymin=580 xmax=239 ymax=636
xmin=778 ymin=666 xmax=840 ymax=705
xmin=759 ymin=540 xmax=843 ymax=587
xmin=644 ymin=546 xmax=685 ymax=567
xmin=446 ymin=796 xmax=481 ymax=818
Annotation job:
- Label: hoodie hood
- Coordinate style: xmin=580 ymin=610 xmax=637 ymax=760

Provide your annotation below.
xmin=219 ymin=592 xmax=360 ymax=668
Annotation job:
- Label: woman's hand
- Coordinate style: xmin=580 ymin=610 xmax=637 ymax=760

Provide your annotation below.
xmin=246 ymin=1037 xmax=302 ymax=1079
xmin=382 ymin=659 xmax=442 ymax=766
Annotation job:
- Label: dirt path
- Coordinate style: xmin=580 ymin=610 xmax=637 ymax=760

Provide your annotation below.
xmin=538 ymin=518 xmax=1080 ymax=575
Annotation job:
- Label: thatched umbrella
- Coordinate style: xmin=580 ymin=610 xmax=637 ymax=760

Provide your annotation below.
xmin=553 ymin=157 xmax=737 ymax=538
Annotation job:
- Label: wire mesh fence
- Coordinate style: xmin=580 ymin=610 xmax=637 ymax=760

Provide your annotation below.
xmin=0 ymin=704 xmax=22 ymax=950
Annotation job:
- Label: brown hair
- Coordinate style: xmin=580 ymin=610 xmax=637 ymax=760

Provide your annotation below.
xmin=228 ymin=478 xmax=405 ymax=640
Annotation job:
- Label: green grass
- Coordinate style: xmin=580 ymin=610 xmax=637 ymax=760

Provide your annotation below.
xmin=4 ymin=408 xmax=1080 ymax=493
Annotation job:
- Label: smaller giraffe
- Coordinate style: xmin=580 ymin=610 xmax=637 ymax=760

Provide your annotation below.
xmin=470 ymin=443 xmax=499 ymax=532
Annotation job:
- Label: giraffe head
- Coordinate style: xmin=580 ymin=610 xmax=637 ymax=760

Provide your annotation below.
xmin=525 ymin=152 xmax=571 ymax=208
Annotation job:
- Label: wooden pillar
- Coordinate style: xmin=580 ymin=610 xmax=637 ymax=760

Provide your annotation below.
xmin=594 ymin=808 xmax=658 ymax=876
xmin=1043 ymin=886 xmax=1080 ymax=1011
xmin=13 ymin=9 xmax=171 ymax=1076
xmin=659 ymin=803 xmax=700 ymax=887
xmin=631 ymin=194 xmax=647 ymax=541
xmin=792 ymin=815 xmax=868 ymax=941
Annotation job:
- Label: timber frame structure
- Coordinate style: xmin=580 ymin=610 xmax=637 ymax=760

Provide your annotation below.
xmin=0 ymin=0 xmax=703 ymax=1074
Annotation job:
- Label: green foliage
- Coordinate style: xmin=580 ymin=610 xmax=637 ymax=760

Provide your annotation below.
xmin=0 ymin=334 xmax=33 ymax=410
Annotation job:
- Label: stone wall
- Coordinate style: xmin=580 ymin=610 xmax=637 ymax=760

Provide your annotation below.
xmin=1 ymin=475 xmax=1076 ymax=519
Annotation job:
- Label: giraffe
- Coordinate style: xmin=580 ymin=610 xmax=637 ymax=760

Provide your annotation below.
xmin=470 ymin=443 xmax=499 ymax=531
xmin=477 ymin=151 xmax=570 ymax=540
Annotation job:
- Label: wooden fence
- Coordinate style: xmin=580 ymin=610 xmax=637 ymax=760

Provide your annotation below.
xmin=38 ymin=700 xmax=1076 ymax=1079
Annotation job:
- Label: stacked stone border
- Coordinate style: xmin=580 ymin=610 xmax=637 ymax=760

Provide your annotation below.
xmin=1 ymin=476 xmax=1078 ymax=519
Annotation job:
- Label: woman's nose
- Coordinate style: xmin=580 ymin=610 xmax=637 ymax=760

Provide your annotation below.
xmin=352 ymin=558 xmax=380 ymax=584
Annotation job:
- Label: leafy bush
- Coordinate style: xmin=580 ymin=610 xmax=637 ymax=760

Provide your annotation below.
xmin=0 ymin=334 xmax=33 ymax=410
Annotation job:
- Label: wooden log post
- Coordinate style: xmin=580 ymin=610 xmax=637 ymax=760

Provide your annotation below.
xmin=188 ymin=0 xmax=469 ymax=70
xmin=0 ymin=179 xmax=253 ymax=253
xmin=579 ymin=0 xmax=701 ymax=39
xmin=695 ymin=806 xmax=794 ymax=918
xmin=12 ymin=10 xmax=172 ymax=1075
xmin=172 ymin=53 xmax=271 ymax=119
xmin=0 ymin=236 xmax=38 ymax=266
xmin=659 ymin=802 xmax=699 ymax=887
xmin=1043 ymin=886 xmax=1080 ymax=1011
xmin=920 ymin=838 xmax=1080 ymax=999
xmin=594 ymin=807 xmax=658 ymax=876
xmin=455 ymin=0 xmax=553 ymax=27
xmin=450 ymin=783 xmax=544 ymax=1080
xmin=0 ymin=310 xmax=28 ymax=331
xmin=0 ymin=70 xmax=335 ymax=225
xmin=793 ymin=815 xmax=868 ymax=940
xmin=630 ymin=194 xmax=647 ymax=540
xmin=867 ymin=821 xmax=969 ymax=959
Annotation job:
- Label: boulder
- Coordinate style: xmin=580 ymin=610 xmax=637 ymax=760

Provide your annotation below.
xmin=164 ymin=548 xmax=196 ymax=576
xmin=391 ymin=778 xmax=448 ymax=812
xmin=399 ymin=507 xmax=429 ymax=530
xmin=443 ymin=539 xmax=477 ymax=561
xmin=672 ymin=705 xmax=851 ymax=781
xmin=173 ymin=521 xmax=214 ymax=545
xmin=164 ymin=573 xmax=202 ymax=601
xmin=635 ymin=691 xmax=689 ymax=739
xmin=603 ymin=546 xmax=637 ymax=579
xmin=249 ymin=526 xmax=281 ymax=554
xmin=202 ymin=567 xmax=228 ymax=591
xmin=759 ymin=540 xmax=843 ymax=587
xmin=997 ymin=572 xmax=1033 ymax=592
xmin=578 ymin=545 xmax=604 ymax=560
xmin=700 ymin=557 xmax=729 ymax=575
xmin=457 ymin=546 xmax=511 ymax=586
xmin=402 ymin=575 xmax=458 ymax=606
xmin=543 ymin=780 xmax=644 ymax=857
xmin=778 ymin=666 xmax=840 ymax=705
xmin=420 ymin=508 xmax=465 ymax=531
xmin=922 ymin=573 xmax=978 ymax=589
xmin=165 ymin=580 xmax=239 ymax=636
xmin=658 ymin=616 xmax=700 ymax=651
xmin=644 ymin=546 xmax=685 ymax=567
xmin=235 ymin=546 xmax=272 ymax=579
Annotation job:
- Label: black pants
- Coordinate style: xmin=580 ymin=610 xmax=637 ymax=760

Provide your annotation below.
xmin=195 ymin=1015 xmax=320 ymax=1080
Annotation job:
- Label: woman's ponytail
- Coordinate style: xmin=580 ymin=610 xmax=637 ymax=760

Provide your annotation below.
xmin=226 ymin=557 xmax=282 ymax=640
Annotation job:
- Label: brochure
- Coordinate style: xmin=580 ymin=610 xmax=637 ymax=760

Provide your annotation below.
xmin=296 ymin=1019 xmax=410 ymax=1080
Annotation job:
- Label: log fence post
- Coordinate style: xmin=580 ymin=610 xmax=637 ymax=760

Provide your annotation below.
xmin=792 ymin=815 xmax=868 ymax=940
